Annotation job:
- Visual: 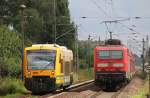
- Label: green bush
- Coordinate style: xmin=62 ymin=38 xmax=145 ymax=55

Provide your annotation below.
xmin=0 ymin=26 xmax=22 ymax=77
xmin=0 ymin=93 xmax=22 ymax=98
xmin=0 ymin=78 xmax=27 ymax=96
xmin=78 ymin=68 xmax=94 ymax=81
xmin=136 ymin=71 xmax=147 ymax=79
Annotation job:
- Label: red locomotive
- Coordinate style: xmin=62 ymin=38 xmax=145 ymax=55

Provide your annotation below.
xmin=94 ymin=39 xmax=136 ymax=90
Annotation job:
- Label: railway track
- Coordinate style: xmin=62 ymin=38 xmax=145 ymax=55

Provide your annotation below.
xmin=19 ymin=80 xmax=94 ymax=98
xmin=111 ymin=86 xmax=125 ymax=98
xmin=48 ymin=84 xmax=125 ymax=98
xmin=34 ymin=80 xmax=94 ymax=98
xmin=43 ymin=81 xmax=127 ymax=98
xmin=88 ymin=89 xmax=124 ymax=98
xmin=20 ymin=79 xmax=130 ymax=98
xmin=80 ymin=82 xmax=128 ymax=98
xmin=90 ymin=90 xmax=103 ymax=98
xmin=68 ymin=80 xmax=94 ymax=91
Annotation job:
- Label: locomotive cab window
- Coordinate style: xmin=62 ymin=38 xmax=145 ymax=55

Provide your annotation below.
xmin=99 ymin=50 xmax=109 ymax=59
xmin=27 ymin=50 xmax=56 ymax=70
xmin=98 ymin=50 xmax=123 ymax=59
xmin=111 ymin=50 xmax=123 ymax=59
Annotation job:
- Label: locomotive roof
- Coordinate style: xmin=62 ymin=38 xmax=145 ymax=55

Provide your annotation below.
xmin=95 ymin=45 xmax=134 ymax=58
xmin=95 ymin=45 xmax=128 ymax=50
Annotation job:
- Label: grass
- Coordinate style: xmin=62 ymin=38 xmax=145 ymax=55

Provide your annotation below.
xmin=131 ymin=73 xmax=149 ymax=98
xmin=0 ymin=77 xmax=28 ymax=98
xmin=78 ymin=68 xmax=94 ymax=82
xmin=131 ymin=87 xmax=148 ymax=98
xmin=0 ymin=69 xmax=94 ymax=97
xmin=0 ymin=94 xmax=38 ymax=98
xmin=72 ymin=68 xmax=94 ymax=83
xmin=0 ymin=93 xmax=22 ymax=98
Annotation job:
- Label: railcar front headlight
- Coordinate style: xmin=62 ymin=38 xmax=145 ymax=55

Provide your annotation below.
xmin=97 ymin=63 xmax=108 ymax=67
xmin=51 ymin=71 xmax=55 ymax=76
xmin=27 ymin=71 xmax=31 ymax=77
xmin=113 ymin=63 xmax=124 ymax=67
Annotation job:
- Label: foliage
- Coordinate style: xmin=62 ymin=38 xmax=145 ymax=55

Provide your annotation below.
xmin=0 ymin=0 xmax=75 ymax=49
xmin=135 ymin=70 xmax=147 ymax=80
xmin=0 ymin=78 xmax=27 ymax=96
xmin=149 ymin=47 xmax=150 ymax=63
xmin=0 ymin=26 xmax=22 ymax=77
xmin=149 ymin=47 xmax=150 ymax=56
xmin=0 ymin=0 xmax=75 ymax=96
xmin=78 ymin=40 xmax=98 ymax=68
xmin=78 ymin=68 xmax=94 ymax=81
xmin=0 ymin=0 xmax=75 ymax=77
xmin=134 ymin=54 xmax=142 ymax=66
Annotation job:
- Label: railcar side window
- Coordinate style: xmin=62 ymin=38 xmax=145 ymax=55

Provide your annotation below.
xmin=27 ymin=50 xmax=56 ymax=70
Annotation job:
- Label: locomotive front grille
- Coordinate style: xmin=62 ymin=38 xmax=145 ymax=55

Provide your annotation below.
xmin=95 ymin=71 xmax=126 ymax=80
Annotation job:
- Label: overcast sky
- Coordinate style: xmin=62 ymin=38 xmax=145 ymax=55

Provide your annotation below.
xmin=68 ymin=0 xmax=150 ymax=55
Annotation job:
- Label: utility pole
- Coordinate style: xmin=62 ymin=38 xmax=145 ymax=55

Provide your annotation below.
xmin=76 ymin=30 xmax=79 ymax=73
xmin=147 ymin=35 xmax=150 ymax=98
xmin=142 ymin=38 xmax=145 ymax=73
xmin=0 ymin=16 xmax=4 ymax=25
xmin=74 ymin=25 xmax=79 ymax=73
xmin=53 ymin=0 xmax=57 ymax=43
xmin=148 ymin=36 xmax=150 ymax=98
xmin=127 ymin=40 xmax=129 ymax=49
xmin=20 ymin=4 xmax=26 ymax=81
xmin=88 ymin=35 xmax=91 ymax=70
xmin=109 ymin=32 xmax=112 ymax=39
xmin=146 ymin=35 xmax=149 ymax=59
xmin=98 ymin=36 xmax=101 ymax=45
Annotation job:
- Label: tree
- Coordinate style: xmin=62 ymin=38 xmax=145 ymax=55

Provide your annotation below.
xmin=0 ymin=0 xmax=75 ymax=49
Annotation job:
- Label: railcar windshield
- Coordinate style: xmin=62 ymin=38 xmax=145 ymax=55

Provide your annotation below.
xmin=98 ymin=50 xmax=123 ymax=59
xmin=27 ymin=50 xmax=56 ymax=70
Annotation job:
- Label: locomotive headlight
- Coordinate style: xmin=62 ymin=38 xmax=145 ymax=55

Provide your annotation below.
xmin=113 ymin=63 xmax=124 ymax=67
xmin=97 ymin=63 xmax=108 ymax=67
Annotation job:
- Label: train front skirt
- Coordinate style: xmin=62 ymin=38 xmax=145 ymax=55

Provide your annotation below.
xmin=95 ymin=71 xmax=127 ymax=90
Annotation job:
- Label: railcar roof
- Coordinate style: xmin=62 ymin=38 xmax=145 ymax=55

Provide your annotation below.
xmin=25 ymin=44 xmax=58 ymax=50
xmin=25 ymin=44 xmax=72 ymax=52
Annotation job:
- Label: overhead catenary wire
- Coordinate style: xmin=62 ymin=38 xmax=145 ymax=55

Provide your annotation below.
xmin=117 ymin=21 xmax=142 ymax=35
xmin=88 ymin=0 xmax=150 ymax=32
xmin=59 ymin=16 xmax=150 ymax=20
xmin=96 ymin=0 xmax=117 ymax=35
xmin=109 ymin=0 xmax=119 ymax=19
xmin=90 ymin=0 xmax=113 ymax=38
xmin=105 ymin=22 xmax=110 ymax=33
xmin=86 ymin=0 xmax=148 ymax=57
xmin=89 ymin=0 xmax=111 ymax=19
xmin=89 ymin=0 xmax=129 ymax=39
xmin=72 ymin=0 xmax=150 ymax=45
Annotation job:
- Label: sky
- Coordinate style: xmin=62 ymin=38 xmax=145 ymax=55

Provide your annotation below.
xmin=68 ymin=0 xmax=150 ymax=55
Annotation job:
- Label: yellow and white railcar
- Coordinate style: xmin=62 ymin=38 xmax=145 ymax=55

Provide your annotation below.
xmin=24 ymin=44 xmax=73 ymax=93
